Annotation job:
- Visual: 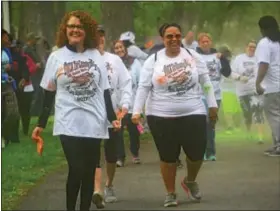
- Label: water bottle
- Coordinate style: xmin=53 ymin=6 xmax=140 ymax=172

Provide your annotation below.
xmin=137 ymin=123 xmax=144 ymax=135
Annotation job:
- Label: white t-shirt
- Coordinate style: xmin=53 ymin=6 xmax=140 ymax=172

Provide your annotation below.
xmin=231 ymin=53 xmax=258 ymax=96
xmin=127 ymin=58 xmax=141 ymax=113
xmin=199 ymin=53 xmax=222 ymax=100
xmin=127 ymin=45 xmax=148 ymax=65
xmin=102 ymin=52 xmax=132 ymax=112
xmin=133 ymin=48 xmax=210 ymax=117
xmin=255 ymin=37 xmax=280 ymax=94
xmin=182 ymin=39 xmax=198 ymax=50
xmin=40 ymin=46 xmax=111 ymax=139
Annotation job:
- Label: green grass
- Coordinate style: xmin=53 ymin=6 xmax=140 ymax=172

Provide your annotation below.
xmin=1 ymin=117 xmax=65 ymax=210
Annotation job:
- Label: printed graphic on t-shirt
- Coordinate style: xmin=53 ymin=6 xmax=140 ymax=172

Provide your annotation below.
xmin=242 ymin=61 xmax=255 ymax=80
xmin=60 ymin=59 xmax=101 ymax=102
xmin=206 ymin=59 xmax=220 ymax=81
xmin=106 ymin=62 xmax=114 ymax=95
xmin=162 ymin=59 xmax=195 ymax=96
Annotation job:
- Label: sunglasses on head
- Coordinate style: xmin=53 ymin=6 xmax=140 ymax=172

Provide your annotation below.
xmin=66 ymin=24 xmax=84 ymax=30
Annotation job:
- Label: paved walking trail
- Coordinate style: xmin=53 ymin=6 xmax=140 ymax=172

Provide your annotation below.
xmin=18 ymin=139 xmax=280 ymax=210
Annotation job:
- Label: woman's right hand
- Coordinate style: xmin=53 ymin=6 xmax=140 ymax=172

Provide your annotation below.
xmin=32 ymin=127 xmax=44 ymax=140
xmin=131 ymin=114 xmax=141 ymax=124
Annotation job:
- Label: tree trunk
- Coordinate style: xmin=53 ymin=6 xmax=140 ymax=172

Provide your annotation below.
xmin=100 ymin=1 xmax=134 ymax=47
xmin=38 ymin=2 xmax=56 ymax=46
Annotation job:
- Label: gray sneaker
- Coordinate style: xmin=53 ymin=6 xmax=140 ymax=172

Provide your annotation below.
xmin=181 ymin=179 xmax=201 ymax=202
xmin=268 ymin=147 xmax=280 ymax=157
xmin=164 ymin=193 xmax=178 ymax=207
xmin=264 ymin=146 xmax=277 ymax=155
xmin=104 ymin=186 xmax=117 ymax=203
xmin=116 ymin=160 xmax=124 ymax=167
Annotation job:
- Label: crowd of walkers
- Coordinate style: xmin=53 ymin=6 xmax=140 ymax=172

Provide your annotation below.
xmin=1 ymin=10 xmax=280 ymax=210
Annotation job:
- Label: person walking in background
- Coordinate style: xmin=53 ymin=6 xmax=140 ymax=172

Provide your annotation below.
xmin=1 ymin=30 xmax=20 ymax=145
xmin=196 ymin=33 xmax=231 ymax=161
xmin=119 ymin=31 xmax=148 ymax=64
xmin=131 ymin=23 xmax=218 ymax=207
xmin=231 ymin=40 xmax=265 ymax=144
xmin=23 ymin=32 xmax=42 ymax=116
xmin=181 ymin=31 xmax=198 ymax=50
xmin=112 ymin=39 xmax=142 ymax=167
xmin=10 ymin=40 xmax=34 ymax=136
xmin=219 ymin=45 xmax=241 ymax=134
xmin=255 ymin=15 xmax=280 ymax=156
xmin=92 ymin=25 xmax=132 ymax=208
xmin=31 ymin=11 xmax=121 ymax=211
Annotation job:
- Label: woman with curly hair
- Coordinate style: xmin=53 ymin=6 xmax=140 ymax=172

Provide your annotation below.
xmin=31 ymin=11 xmax=120 ymax=211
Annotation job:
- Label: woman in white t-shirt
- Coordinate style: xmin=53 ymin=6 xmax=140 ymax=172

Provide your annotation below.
xmin=255 ymin=16 xmax=280 ymax=156
xmin=231 ymin=40 xmax=265 ymax=143
xmin=196 ymin=33 xmax=232 ymax=161
xmin=31 ymin=11 xmax=120 ymax=211
xmin=112 ymin=40 xmax=142 ymax=167
xmin=119 ymin=31 xmax=148 ymax=64
xmin=131 ymin=23 xmax=218 ymax=207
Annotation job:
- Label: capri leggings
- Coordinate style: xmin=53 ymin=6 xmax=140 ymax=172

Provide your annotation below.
xmin=147 ymin=115 xmax=207 ymax=163
xmin=239 ymin=94 xmax=265 ymax=125
xmin=96 ymin=128 xmax=118 ymax=167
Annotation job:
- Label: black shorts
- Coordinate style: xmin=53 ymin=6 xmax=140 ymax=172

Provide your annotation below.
xmin=96 ymin=128 xmax=118 ymax=167
xmin=147 ymin=114 xmax=207 ymax=163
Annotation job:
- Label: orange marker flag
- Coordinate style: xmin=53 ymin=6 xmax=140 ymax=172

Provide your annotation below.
xmin=32 ymin=135 xmax=44 ymax=156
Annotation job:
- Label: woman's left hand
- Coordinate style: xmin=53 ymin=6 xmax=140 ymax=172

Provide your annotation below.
xmin=209 ymin=107 xmax=218 ymax=127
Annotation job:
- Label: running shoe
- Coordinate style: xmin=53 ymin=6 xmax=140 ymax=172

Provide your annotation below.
xmin=181 ymin=178 xmax=201 ymax=202
xmin=104 ymin=186 xmax=117 ymax=203
xmin=164 ymin=193 xmax=178 ymax=207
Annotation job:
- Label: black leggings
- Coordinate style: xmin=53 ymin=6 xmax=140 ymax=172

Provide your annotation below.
xmin=60 ymin=135 xmax=101 ymax=211
xmin=96 ymin=128 xmax=118 ymax=168
xmin=147 ymin=115 xmax=207 ymax=163
xmin=16 ymin=91 xmax=33 ymax=135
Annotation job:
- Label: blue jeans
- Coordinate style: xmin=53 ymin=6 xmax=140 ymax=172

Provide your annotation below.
xmin=202 ymin=98 xmax=221 ymax=157
xmin=117 ymin=113 xmax=140 ymax=160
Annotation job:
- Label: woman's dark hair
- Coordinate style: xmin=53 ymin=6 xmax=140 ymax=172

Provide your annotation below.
xmin=161 ymin=23 xmax=182 ymax=37
xmin=56 ymin=10 xmax=99 ymax=48
xmin=258 ymin=15 xmax=280 ymax=43
xmin=158 ymin=23 xmax=169 ymax=37
xmin=1 ymin=29 xmax=9 ymax=38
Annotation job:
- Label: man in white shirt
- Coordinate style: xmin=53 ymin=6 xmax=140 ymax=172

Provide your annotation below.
xmin=255 ymin=15 xmax=280 ymax=156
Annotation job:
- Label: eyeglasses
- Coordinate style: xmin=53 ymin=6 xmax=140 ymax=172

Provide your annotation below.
xmin=66 ymin=24 xmax=84 ymax=30
xmin=165 ymin=34 xmax=181 ymax=40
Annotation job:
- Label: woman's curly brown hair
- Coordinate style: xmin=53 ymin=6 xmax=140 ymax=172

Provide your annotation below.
xmin=56 ymin=10 xmax=99 ymax=49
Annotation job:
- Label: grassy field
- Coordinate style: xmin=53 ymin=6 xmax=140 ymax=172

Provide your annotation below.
xmin=1 ymin=111 xmax=272 ymax=210
xmin=1 ymin=117 xmax=65 ymax=210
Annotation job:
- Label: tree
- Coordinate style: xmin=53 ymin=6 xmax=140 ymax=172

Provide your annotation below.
xmin=100 ymin=2 xmax=134 ymax=46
